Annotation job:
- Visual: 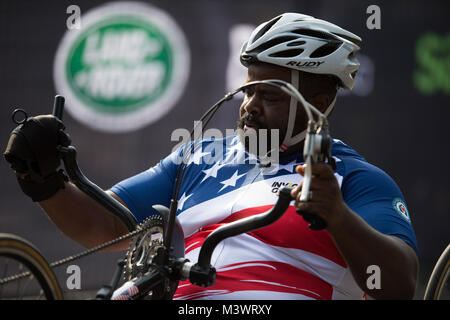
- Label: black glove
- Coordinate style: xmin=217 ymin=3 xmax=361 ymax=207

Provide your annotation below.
xmin=3 ymin=114 xmax=71 ymax=202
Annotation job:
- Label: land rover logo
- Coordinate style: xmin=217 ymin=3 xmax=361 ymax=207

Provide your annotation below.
xmin=54 ymin=2 xmax=190 ymax=132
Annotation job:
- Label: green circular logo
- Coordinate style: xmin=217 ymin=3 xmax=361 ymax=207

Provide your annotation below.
xmin=54 ymin=2 xmax=190 ymax=132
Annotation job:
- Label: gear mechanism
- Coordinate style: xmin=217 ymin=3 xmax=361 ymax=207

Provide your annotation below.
xmin=123 ymin=215 xmax=178 ymax=300
xmin=124 ymin=215 xmax=165 ymax=281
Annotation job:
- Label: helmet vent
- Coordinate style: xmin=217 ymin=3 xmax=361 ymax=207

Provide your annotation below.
xmin=331 ymin=32 xmax=362 ymax=45
xmin=249 ymin=36 xmax=297 ymax=53
xmin=310 ymin=42 xmax=341 ymax=58
xmin=269 ymin=48 xmax=304 ymax=58
xmin=286 ymin=40 xmax=306 ymax=47
xmin=291 ymin=29 xmax=338 ymax=41
xmin=253 ymin=15 xmax=282 ymax=42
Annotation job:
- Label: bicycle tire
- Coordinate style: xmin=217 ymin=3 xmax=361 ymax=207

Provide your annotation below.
xmin=424 ymin=244 xmax=450 ymax=300
xmin=0 ymin=233 xmax=63 ymax=300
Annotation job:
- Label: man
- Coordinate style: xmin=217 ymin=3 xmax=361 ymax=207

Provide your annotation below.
xmin=4 ymin=13 xmax=418 ymax=299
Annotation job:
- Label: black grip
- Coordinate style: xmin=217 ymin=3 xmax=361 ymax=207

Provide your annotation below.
xmin=296 ymin=209 xmax=327 ymax=230
xmin=52 ymin=95 xmax=65 ymax=120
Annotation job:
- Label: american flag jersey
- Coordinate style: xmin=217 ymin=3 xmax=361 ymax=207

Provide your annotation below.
xmin=111 ymin=136 xmax=418 ymax=300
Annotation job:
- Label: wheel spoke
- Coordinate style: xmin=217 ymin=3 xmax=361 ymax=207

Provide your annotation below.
xmin=0 ymin=233 xmax=62 ymax=300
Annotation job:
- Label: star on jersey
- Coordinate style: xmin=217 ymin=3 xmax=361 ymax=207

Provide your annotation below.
xmin=178 ymin=192 xmax=193 ymax=211
xmin=218 ymin=170 xmax=246 ymax=192
xmin=277 ymin=160 xmax=299 ymax=173
xmin=201 ymin=162 xmax=226 ymax=183
xmin=187 ymin=149 xmax=209 ymax=165
xmin=223 ymin=143 xmax=244 ymax=163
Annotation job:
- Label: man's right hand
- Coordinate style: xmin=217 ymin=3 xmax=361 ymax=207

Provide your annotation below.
xmin=4 ymin=112 xmax=130 ymax=250
xmin=3 ymin=114 xmax=71 ymax=202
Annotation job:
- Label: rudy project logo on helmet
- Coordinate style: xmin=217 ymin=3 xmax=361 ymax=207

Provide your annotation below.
xmin=54 ymin=2 xmax=190 ymax=132
xmin=286 ymin=61 xmax=325 ymax=68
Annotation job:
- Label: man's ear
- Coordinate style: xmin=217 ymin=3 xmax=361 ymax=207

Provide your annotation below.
xmin=309 ymin=94 xmax=330 ymax=114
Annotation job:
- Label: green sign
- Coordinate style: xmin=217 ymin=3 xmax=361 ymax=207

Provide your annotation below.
xmin=54 ymin=2 xmax=190 ymax=132
xmin=414 ymin=32 xmax=450 ymax=95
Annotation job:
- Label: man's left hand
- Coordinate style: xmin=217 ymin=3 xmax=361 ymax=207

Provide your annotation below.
xmin=290 ymin=163 xmax=348 ymax=231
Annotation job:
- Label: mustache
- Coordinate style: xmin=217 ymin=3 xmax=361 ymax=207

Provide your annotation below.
xmin=237 ymin=113 xmax=265 ymax=129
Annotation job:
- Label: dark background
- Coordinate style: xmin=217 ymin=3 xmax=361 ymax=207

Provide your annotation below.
xmin=0 ymin=0 xmax=448 ymax=299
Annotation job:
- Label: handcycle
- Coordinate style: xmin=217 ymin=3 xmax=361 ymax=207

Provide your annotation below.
xmin=3 ymin=81 xmax=445 ymax=300
xmin=0 ymin=115 xmax=297 ymax=299
xmin=2 ymin=79 xmax=332 ymax=300
xmin=0 ymin=80 xmax=324 ymax=299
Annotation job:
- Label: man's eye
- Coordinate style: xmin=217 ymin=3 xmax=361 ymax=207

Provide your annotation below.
xmin=243 ymin=87 xmax=252 ymax=94
xmin=263 ymin=95 xmax=281 ymax=102
xmin=243 ymin=88 xmax=254 ymax=98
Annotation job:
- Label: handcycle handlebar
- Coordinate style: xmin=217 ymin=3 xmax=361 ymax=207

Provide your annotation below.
xmin=177 ymin=185 xmax=294 ymax=288
xmin=52 ymin=95 xmax=65 ymax=121
xmin=198 ymin=186 xmax=293 ymax=268
xmin=58 ymin=145 xmax=138 ymax=231
xmin=107 ymin=185 xmax=295 ymax=298
xmin=52 ymin=96 xmax=138 ymax=232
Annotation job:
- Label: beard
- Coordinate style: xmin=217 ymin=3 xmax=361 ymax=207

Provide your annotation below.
xmin=236 ymin=114 xmax=280 ymax=162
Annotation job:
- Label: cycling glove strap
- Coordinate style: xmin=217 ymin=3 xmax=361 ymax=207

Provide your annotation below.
xmin=17 ymin=169 xmax=68 ymax=202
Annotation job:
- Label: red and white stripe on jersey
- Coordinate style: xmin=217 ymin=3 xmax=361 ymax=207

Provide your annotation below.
xmin=175 ymin=172 xmax=364 ymax=299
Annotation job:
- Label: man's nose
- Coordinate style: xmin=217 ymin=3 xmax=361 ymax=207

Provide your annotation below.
xmin=243 ymin=94 xmax=262 ymax=116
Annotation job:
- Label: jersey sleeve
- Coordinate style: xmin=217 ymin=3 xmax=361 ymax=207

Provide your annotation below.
xmin=340 ymin=158 xmax=419 ymax=254
xmin=109 ymin=148 xmax=182 ymax=224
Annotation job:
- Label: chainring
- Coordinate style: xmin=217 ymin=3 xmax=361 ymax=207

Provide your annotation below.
xmin=124 ymin=215 xmax=165 ymax=281
xmin=123 ymin=215 xmax=178 ymax=300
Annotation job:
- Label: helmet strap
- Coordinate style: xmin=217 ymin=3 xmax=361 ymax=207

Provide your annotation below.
xmin=280 ymin=70 xmax=337 ymax=153
xmin=279 ymin=69 xmax=300 ymax=152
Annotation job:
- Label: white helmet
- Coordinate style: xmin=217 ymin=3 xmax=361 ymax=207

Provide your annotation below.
xmin=240 ymin=13 xmax=362 ymax=90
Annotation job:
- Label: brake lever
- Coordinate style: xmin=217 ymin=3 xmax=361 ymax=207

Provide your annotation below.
xmin=296 ymin=120 xmax=335 ymax=231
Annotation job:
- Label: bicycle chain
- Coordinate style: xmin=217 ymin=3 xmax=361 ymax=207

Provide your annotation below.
xmin=0 ymin=223 xmax=153 ymax=285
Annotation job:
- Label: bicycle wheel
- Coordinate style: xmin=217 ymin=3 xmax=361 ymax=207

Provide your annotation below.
xmin=0 ymin=233 xmax=63 ymax=300
xmin=424 ymin=244 xmax=450 ymax=300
